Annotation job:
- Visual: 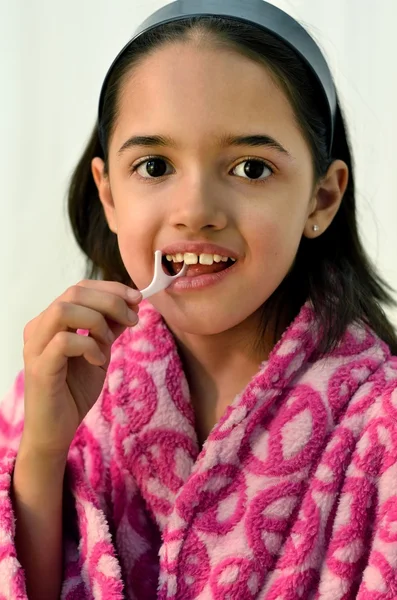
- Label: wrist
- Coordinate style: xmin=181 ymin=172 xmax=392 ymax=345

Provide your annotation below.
xmin=13 ymin=452 xmax=67 ymax=504
xmin=18 ymin=434 xmax=70 ymax=466
xmin=16 ymin=439 xmax=69 ymax=478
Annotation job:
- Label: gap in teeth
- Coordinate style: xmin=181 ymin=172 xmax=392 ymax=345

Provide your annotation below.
xmin=165 ymin=252 xmax=236 ymax=265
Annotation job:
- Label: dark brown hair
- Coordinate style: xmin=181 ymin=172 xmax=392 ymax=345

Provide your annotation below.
xmin=68 ymin=16 xmax=397 ymax=355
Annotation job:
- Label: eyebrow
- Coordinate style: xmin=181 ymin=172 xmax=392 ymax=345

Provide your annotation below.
xmin=118 ymin=133 xmax=292 ymax=157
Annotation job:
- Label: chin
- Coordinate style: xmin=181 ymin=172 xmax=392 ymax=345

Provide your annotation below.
xmin=150 ymin=296 xmax=261 ymax=337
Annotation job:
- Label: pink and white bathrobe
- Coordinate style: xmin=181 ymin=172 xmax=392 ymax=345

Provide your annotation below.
xmin=1 ymin=301 xmax=397 ymax=599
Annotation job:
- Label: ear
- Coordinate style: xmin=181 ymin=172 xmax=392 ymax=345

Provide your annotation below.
xmin=91 ymin=157 xmax=118 ymax=234
xmin=303 ymin=159 xmax=349 ymax=239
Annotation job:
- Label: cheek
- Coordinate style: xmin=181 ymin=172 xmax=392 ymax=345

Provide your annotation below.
xmin=248 ymin=213 xmax=301 ymax=261
xmin=115 ymin=218 xmax=157 ymax=289
xmin=116 ymin=239 xmax=140 ymax=286
xmin=244 ymin=210 xmax=304 ymax=298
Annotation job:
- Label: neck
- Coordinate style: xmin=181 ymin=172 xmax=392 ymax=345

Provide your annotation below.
xmin=174 ymin=310 xmax=269 ymax=376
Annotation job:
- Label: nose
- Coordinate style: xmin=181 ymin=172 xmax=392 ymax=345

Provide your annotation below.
xmin=168 ymin=176 xmax=228 ymax=232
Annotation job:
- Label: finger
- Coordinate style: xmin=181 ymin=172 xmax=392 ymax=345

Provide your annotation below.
xmin=25 ymin=298 xmax=137 ymax=358
xmin=65 ymin=283 xmax=139 ymax=328
xmin=23 ymin=302 xmax=56 ymax=343
xmin=62 ymin=280 xmax=142 ymax=332
xmin=23 ymin=282 xmax=141 ymax=344
xmin=23 ymin=279 xmax=142 ymax=350
xmin=62 ymin=285 xmax=140 ymax=325
xmin=24 ymin=317 xmax=40 ymax=344
xmin=75 ymin=279 xmax=142 ymax=306
xmin=30 ymin=332 xmax=106 ymax=380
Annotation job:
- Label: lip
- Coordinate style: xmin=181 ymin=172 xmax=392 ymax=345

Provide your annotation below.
xmin=160 ymin=241 xmax=239 ymax=260
xmin=166 ymin=259 xmax=239 ymax=293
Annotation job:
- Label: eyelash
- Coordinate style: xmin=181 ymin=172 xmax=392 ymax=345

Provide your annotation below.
xmin=129 ymin=155 xmax=275 ymax=184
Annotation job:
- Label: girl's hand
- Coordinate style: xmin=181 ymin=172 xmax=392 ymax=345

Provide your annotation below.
xmin=21 ymin=280 xmax=142 ymax=456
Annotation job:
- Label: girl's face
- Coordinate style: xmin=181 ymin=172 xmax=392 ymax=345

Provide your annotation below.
xmin=93 ymin=41 xmax=347 ymax=336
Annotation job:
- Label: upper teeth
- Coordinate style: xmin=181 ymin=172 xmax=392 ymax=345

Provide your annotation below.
xmin=165 ymin=253 xmax=236 ymax=265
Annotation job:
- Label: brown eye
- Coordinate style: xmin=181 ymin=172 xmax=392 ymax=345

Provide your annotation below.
xmin=232 ymin=159 xmax=273 ymax=181
xmin=133 ymin=157 xmax=172 ymax=178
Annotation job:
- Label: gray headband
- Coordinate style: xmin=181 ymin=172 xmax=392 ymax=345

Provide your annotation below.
xmin=98 ymin=0 xmax=336 ymax=153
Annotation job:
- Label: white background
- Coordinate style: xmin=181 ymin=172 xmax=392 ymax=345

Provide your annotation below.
xmin=1 ymin=0 xmax=396 ymax=397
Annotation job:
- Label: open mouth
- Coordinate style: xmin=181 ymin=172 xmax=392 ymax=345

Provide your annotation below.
xmin=162 ymin=253 xmax=237 ymax=277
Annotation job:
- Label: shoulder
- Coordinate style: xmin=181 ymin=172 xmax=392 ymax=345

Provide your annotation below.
xmin=349 ymin=354 xmax=397 ymax=449
xmin=374 ymin=355 xmax=397 ymax=423
xmin=326 ymin=319 xmax=397 ymax=412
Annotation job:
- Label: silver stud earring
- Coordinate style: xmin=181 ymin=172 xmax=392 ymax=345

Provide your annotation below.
xmin=312 ymin=224 xmax=320 ymax=232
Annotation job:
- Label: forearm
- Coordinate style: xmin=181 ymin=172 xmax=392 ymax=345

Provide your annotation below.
xmin=12 ymin=443 xmax=67 ymax=600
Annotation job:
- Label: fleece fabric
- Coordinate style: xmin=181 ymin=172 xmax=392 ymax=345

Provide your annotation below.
xmin=1 ymin=300 xmax=397 ymax=599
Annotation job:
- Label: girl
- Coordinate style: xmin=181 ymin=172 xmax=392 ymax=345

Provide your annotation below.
xmin=2 ymin=0 xmax=397 ymax=598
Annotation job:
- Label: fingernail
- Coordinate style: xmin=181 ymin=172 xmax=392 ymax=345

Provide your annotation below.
xmin=127 ymin=309 xmax=138 ymax=323
xmin=126 ymin=288 xmax=142 ymax=301
xmin=107 ymin=330 xmax=115 ymax=344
